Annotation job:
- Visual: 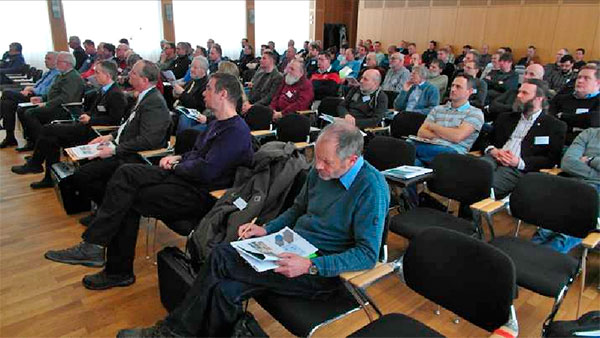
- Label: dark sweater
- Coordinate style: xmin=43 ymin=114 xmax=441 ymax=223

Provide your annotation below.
xmin=337 ymin=87 xmax=388 ymax=129
xmin=549 ymin=92 xmax=600 ymax=143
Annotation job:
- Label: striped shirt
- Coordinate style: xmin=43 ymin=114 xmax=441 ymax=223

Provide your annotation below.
xmin=426 ymin=101 xmax=485 ymax=153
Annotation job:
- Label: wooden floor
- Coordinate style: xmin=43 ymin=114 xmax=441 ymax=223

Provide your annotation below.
xmin=1 ymin=129 xmax=598 ymax=337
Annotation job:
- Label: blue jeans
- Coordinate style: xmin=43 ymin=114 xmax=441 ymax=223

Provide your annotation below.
xmin=177 ymin=115 xmax=207 ymax=134
xmin=531 ymin=228 xmax=582 ymax=254
xmin=412 ymin=142 xmax=459 ymax=167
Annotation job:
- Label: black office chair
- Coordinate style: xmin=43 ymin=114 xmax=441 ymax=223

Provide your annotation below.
xmin=390 ymin=111 xmax=427 ymax=139
xmin=276 ymin=113 xmax=311 ymax=143
xmin=384 ymin=90 xmax=399 ymax=110
xmin=389 ymin=153 xmax=494 ymax=240
xmin=364 ymin=136 xmax=416 ymax=171
xmin=488 ymin=173 xmax=599 ymax=335
xmin=244 ymin=104 xmax=273 ymax=131
xmin=349 ymin=227 xmax=517 ymax=337
xmin=317 ymin=96 xmax=344 ymax=117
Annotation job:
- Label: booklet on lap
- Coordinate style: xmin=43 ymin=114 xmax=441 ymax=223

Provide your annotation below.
xmin=382 ymin=165 xmax=433 ymax=180
xmin=65 ymin=142 xmax=116 ymax=160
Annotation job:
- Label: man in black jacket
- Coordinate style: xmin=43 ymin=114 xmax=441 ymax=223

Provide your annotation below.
xmin=69 ymin=36 xmax=87 ymax=71
xmin=488 ymin=63 xmax=544 ymax=122
xmin=10 ymin=61 xmax=127 ymax=188
xmin=70 ymin=60 xmax=171 ymax=224
xmin=336 ymin=69 xmax=387 ymax=129
xmin=484 ymin=53 xmax=519 ymax=104
xmin=483 ymin=79 xmax=566 ymax=198
xmin=173 ymin=56 xmax=210 ymax=133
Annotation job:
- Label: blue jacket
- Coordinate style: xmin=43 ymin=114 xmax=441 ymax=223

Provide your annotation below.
xmin=0 ymin=53 xmax=25 ymax=74
xmin=394 ymin=81 xmax=440 ymax=115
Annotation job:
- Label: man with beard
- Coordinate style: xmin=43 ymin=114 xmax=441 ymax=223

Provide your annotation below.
xmin=482 ymin=79 xmax=566 ymax=199
xmin=488 ymin=63 xmax=544 ymax=122
xmin=337 ymin=69 xmax=387 ymax=129
xmin=547 ymin=54 xmax=577 ymax=94
xmin=269 ymin=59 xmax=313 ymax=121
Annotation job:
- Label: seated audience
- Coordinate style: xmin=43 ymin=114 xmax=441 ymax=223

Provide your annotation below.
xmin=479 ymin=44 xmax=491 ymax=70
xmin=278 ymin=45 xmax=295 ymax=73
xmin=81 ymin=43 xmax=115 ymax=80
xmin=437 ymin=47 xmax=455 ymax=79
xmin=208 ymin=44 xmax=226 ymax=74
xmin=454 ymin=45 xmax=471 ymax=68
xmin=480 ymin=52 xmax=500 ymax=80
xmin=269 ymin=59 xmax=314 ymax=120
xmin=484 ymin=53 xmax=518 ymax=104
xmin=402 ymin=43 xmax=417 ymax=67
xmin=549 ymin=64 xmax=600 ymax=144
xmin=115 ymin=43 xmax=130 ymax=73
xmin=413 ymin=74 xmax=484 ymax=166
xmin=463 ymin=60 xmax=487 ymax=108
xmin=393 ymin=65 xmax=440 ymax=115
xmin=267 ymin=41 xmax=280 ymax=64
xmin=16 ymin=52 xmax=85 ymax=151
xmin=239 ymin=44 xmax=256 ymax=73
xmin=305 ymin=42 xmax=321 ymax=78
xmin=310 ymin=51 xmax=342 ymax=100
xmin=68 ymin=36 xmax=87 ymax=71
xmin=381 ymin=52 xmax=410 ymax=93
xmin=0 ymin=42 xmax=25 ymax=84
xmin=0 ymin=51 xmax=60 ymax=148
xmin=422 ymin=40 xmax=438 ymax=66
xmin=531 ymin=126 xmax=600 ymax=253
xmin=357 ymin=52 xmax=386 ymax=80
xmin=482 ymin=79 xmax=566 ymax=199
xmin=172 ymin=42 xmax=192 ymax=79
xmin=238 ymin=38 xmax=249 ymax=60
xmin=241 ymin=51 xmax=283 ymax=114
xmin=373 ymin=41 xmax=386 ymax=66
xmin=173 ymin=56 xmax=210 ymax=133
xmin=10 ymin=61 xmax=127 ymax=188
xmin=336 ymin=69 xmax=387 ymax=129
xmin=157 ymin=42 xmax=177 ymax=72
xmin=409 ymin=53 xmax=422 ymax=71
xmin=544 ymin=48 xmax=568 ymax=82
xmin=517 ymin=45 xmax=536 ymax=67
xmin=547 ymin=54 xmax=577 ymax=94
xmin=78 ymin=39 xmax=97 ymax=73
xmin=337 ymin=47 xmax=361 ymax=78
xmin=574 ymin=48 xmax=586 ymax=70
xmin=45 ymin=73 xmax=253 ymax=291
xmin=356 ymin=45 xmax=368 ymax=70
xmin=427 ymin=59 xmax=448 ymax=100
xmin=488 ymin=63 xmax=544 ymax=122
xmin=116 ymin=122 xmax=389 ymax=337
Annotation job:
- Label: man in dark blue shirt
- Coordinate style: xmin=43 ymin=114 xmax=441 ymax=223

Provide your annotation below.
xmin=0 ymin=42 xmax=25 ymax=84
xmin=44 ymin=73 xmax=254 ymax=290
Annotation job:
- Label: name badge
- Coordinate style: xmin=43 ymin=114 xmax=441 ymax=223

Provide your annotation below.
xmin=233 ymin=197 xmax=247 ymax=211
xmin=534 ymin=136 xmax=549 ymax=145
xmin=285 ymin=91 xmax=293 ymax=98
xmin=362 ymin=95 xmax=371 ymax=102
xmin=472 ymin=88 xmax=478 ymax=94
xmin=97 ymin=105 xmax=106 ymax=112
xmin=391 ymin=79 xmax=397 ymax=85
xmin=498 ymin=81 xmax=504 ymax=85
xmin=576 ymin=108 xmax=589 ymax=115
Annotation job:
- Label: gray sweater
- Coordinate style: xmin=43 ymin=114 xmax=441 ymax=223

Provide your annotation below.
xmin=248 ymin=68 xmax=283 ymax=106
xmin=561 ymin=128 xmax=600 ymax=186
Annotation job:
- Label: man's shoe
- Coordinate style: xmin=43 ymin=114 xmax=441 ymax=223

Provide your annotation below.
xmin=0 ymin=137 xmax=18 ymax=148
xmin=82 ymin=269 xmax=135 ymax=290
xmin=30 ymin=178 xmax=54 ymax=189
xmin=15 ymin=142 xmax=34 ymax=152
xmin=79 ymin=213 xmax=96 ymax=227
xmin=117 ymin=320 xmax=180 ymax=338
xmin=44 ymin=241 xmax=105 ymax=267
xmin=11 ymin=162 xmax=43 ymax=175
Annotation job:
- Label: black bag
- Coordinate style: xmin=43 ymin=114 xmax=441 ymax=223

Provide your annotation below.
xmin=50 ymin=161 xmax=91 ymax=214
xmin=157 ymin=246 xmax=197 ymax=312
xmin=231 ymin=311 xmax=268 ymax=338
xmin=545 ymin=311 xmax=600 ymax=337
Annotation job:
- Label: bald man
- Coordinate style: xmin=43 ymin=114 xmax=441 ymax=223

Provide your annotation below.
xmin=487 ymin=63 xmax=544 ymax=122
xmin=336 ymin=69 xmax=388 ymax=129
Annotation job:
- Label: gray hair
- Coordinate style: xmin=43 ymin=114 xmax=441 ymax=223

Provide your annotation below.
xmin=58 ymin=51 xmax=75 ymax=68
xmin=193 ymin=55 xmax=209 ymax=72
xmin=318 ymin=122 xmax=364 ymax=159
xmin=97 ymin=60 xmax=118 ymax=81
xmin=412 ymin=65 xmax=428 ymax=79
xmin=137 ymin=60 xmax=160 ymax=83
xmin=69 ymin=36 xmax=81 ymax=45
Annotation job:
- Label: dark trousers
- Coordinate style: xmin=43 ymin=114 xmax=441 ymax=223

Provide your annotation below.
xmin=82 ymin=164 xmax=214 ymax=275
xmin=481 ymin=155 xmax=524 ymax=199
xmin=30 ymin=123 xmax=95 ymax=179
xmin=0 ymin=89 xmax=30 ymax=135
xmin=18 ymin=105 xmax=69 ymax=143
xmin=165 ymin=244 xmax=342 ymax=337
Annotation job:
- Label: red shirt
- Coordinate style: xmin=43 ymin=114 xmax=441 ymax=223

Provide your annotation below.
xmin=270 ymin=76 xmax=314 ymax=115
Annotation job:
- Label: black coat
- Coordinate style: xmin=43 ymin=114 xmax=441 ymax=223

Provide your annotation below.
xmin=89 ymin=82 xmax=127 ymax=126
xmin=177 ymin=76 xmax=208 ymax=111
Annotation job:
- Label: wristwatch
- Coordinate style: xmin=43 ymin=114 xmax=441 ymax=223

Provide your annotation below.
xmin=309 ymin=263 xmax=319 ymax=276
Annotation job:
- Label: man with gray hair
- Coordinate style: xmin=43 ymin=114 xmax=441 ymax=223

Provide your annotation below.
xmin=381 ymin=52 xmax=410 ymax=93
xmin=269 ymin=59 xmax=314 ymax=120
xmin=68 ymin=35 xmax=87 ymax=70
xmin=173 ymin=56 xmax=211 ymax=133
xmin=117 ymin=121 xmax=390 ymax=337
xmin=394 ymin=65 xmax=440 ymax=115
xmin=16 ymin=51 xmax=84 ymax=151
xmin=337 ymin=68 xmax=388 ymax=129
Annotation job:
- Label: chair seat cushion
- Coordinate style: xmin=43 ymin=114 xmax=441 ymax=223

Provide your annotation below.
xmin=390 ymin=208 xmax=477 ymax=240
xmin=490 ymin=236 xmax=579 ymax=297
xmin=349 ymin=313 xmax=444 ymax=337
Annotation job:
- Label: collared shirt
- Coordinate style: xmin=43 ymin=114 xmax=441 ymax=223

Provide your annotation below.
xmin=585 ymin=91 xmax=600 ymax=99
xmin=406 ymin=81 xmax=426 ymax=111
xmin=317 ymin=66 xmax=332 ymax=74
xmin=339 ymin=156 xmax=364 ymax=190
xmin=426 ymin=101 xmax=485 ymax=153
xmin=115 ymin=86 xmax=155 ymax=144
xmin=32 ymin=68 xmax=60 ymax=96
xmin=502 ymin=110 xmax=542 ymax=170
xmin=101 ymin=81 xmax=114 ymax=94
xmin=381 ymin=67 xmax=410 ymax=92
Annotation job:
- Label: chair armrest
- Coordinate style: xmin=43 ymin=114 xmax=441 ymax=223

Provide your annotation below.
xmin=469 ymin=150 xmax=483 ymax=157
xmin=92 ymin=125 xmax=119 ymax=136
xmin=540 ymin=168 xmax=563 ymax=176
xmin=364 ymin=126 xmax=390 ymax=134
xmin=62 ymin=102 xmax=84 ymax=107
xmin=470 ymin=198 xmax=507 ymax=214
xmin=340 ymin=262 xmax=394 ymax=289
xmin=251 ymin=130 xmax=276 ymax=137
xmin=293 ymin=142 xmax=313 ymax=150
xmin=297 ymin=110 xmax=316 ymax=115
xmin=490 ymin=326 xmax=517 ymax=338
xmin=582 ymin=232 xmax=600 ymax=249
xmin=51 ymin=119 xmax=76 ymax=125
xmin=19 ymin=82 xmax=35 ymax=86
xmin=209 ymin=189 xmax=227 ymax=199
xmin=137 ymin=148 xmax=173 ymax=158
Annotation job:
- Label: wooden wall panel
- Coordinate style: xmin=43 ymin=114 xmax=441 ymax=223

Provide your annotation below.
xmin=401 ymin=8 xmax=431 ymax=49
xmin=381 ymin=8 xmax=405 ymax=46
xmin=428 ymin=7 xmax=458 ymax=47
xmin=46 ymin=0 xmax=68 ymax=51
xmin=160 ymin=0 xmax=175 ymax=42
xmin=357 ymin=9 xmax=384 ymax=43
xmin=483 ymin=6 xmax=521 ymax=52
xmin=551 ymin=5 xmax=599 ymax=61
xmin=315 ymin=0 xmax=359 ymax=47
xmin=454 ymin=7 xmax=487 ymax=50
xmin=513 ymin=5 xmax=559 ymax=63
xmin=593 ymin=15 xmax=600 ymax=62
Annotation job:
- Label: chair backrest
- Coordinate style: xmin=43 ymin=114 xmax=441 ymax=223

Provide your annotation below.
xmin=390 ymin=111 xmax=427 ymax=139
xmin=429 ymin=153 xmax=493 ymax=205
xmin=244 ymin=105 xmax=273 ymax=131
xmin=404 ymin=227 xmax=516 ymax=332
xmin=317 ymin=96 xmax=344 ymax=117
xmin=276 ymin=113 xmax=311 ymax=143
xmin=510 ymin=173 xmax=599 ymax=238
xmin=384 ymin=90 xmax=398 ymax=109
xmin=364 ymin=136 xmax=416 ymax=171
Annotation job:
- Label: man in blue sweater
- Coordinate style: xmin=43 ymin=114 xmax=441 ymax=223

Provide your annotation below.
xmin=44 ymin=73 xmax=254 ymax=290
xmin=117 ymin=122 xmax=390 ymax=337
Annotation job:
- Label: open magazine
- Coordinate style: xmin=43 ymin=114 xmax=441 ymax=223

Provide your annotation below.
xmin=175 ymin=107 xmax=201 ymax=121
xmin=382 ymin=165 xmax=433 ymax=180
xmin=65 ymin=142 xmax=116 ymax=161
xmin=231 ymin=227 xmax=318 ymax=272
xmin=407 ymin=135 xmax=446 ymax=145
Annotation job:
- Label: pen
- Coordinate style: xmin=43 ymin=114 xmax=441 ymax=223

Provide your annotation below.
xmin=238 ymin=217 xmax=258 ymax=240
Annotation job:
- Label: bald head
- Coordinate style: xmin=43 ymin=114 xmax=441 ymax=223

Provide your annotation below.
xmin=524 ymin=63 xmax=544 ymax=80
xmin=360 ymin=69 xmax=381 ymax=94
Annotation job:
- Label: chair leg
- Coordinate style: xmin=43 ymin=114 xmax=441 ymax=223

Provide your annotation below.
xmin=577 ymin=248 xmax=588 ymax=318
xmin=152 ymin=219 xmax=159 ymax=265
xmin=514 ymin=219 xmax=522 ymax=237
xmin=484 ymin=212 xmax=496 ymax=239
xmin=434 ymin=305 xmax=441 ymax=316
xmin=145 ymin=217 xmax=153 ymax=260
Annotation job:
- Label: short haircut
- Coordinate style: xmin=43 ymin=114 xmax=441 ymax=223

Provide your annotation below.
xmin=318 ymin=122 xmax=364 ymax=160
xmin=438 ymin=47 xmax=449 ymax=55
xmin=119 ymin=38 xmax=129 ymax=45
xmin=580 ymin=63 xmax=599 ymax=79
xmin=412 ymin=65 xmax=429 ymax=79
xmin=577 ymin=48 xmax=586 ymax=54
xmin=126 ymin=53 xmax=142 ymax=67
xmin=318 ymin=51 xmax=331 ymax=61
xmin=465 ymin=60 xmax=479 ymax=70
xmin=58 ymin=51 xmax=76 ymax=67
xmin=463 ymin=44 xmax=472 ymax=49
xmin=212 ymin=44 xmax=222 ymax=56
xmin=528 ymin=45 xmax=536 ymax=50
xmin=97 ymin=60 xmax=118 ymax=80
xmin=430 ymin=40 xmax=437 ymax=47
xmin=408 ymin=42 xmax=416 ymax=48
xmin=455 ymin=73 xmax=475 ymax=90
xmin=429 ymin=58 xmax=445 ymax=69
xmin=309 ymin=42 xmax=321 ymax=52
xmin=193 ymin=55 xmax=209 ymax=72
xmin=524 ymin=78 xmax=550 ymax=110
xmin=290 ymin=59 xmax=306 ymax=74
xmin=104 ymin=43 xmax=116 ymax=56
xmin=138 ymin=60 xmax=160 ymax=83
xmin=209 ymin=72 xmax=242 ymax=105
xmin=262 ymin=50 xmax=276 ymax=62
xmin=83 ymin=39 xmax=95 ymax=47
xmin=341 ymin=43 xmax=349 ymax=49
xmin=217 ymin=60 xmax=240 ymax=78
xmin=10 ymin=42 xmax=22 ymax=53
xmin=499 ymin=53 xmax=513 ymax=63
xmin=69 ymin=36 xmax=81 ymax=44
xmin=346 ymin=47 xmax=356 ymax=56
xmin=467 ymin=50 xmax=480 ymax=64
xmin=164 ymin=41 xmax=176 ymax=49
xmin=560 ymin=55 xmax=575 ymax=64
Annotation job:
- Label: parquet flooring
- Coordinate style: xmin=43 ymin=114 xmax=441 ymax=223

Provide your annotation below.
xmin=0 ymin=129 xmax=598 ymax=337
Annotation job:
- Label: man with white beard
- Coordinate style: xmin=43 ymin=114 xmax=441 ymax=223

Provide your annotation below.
xmin=337 ymin=69 xmax=388 ymax=129
xmin=269 ymin=59 xmax=314 ymax=121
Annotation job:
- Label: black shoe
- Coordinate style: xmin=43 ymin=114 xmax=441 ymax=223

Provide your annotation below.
xmin=82 ymin=269 xmax=135 ymax=290
xmin=15 ymin=142 xmax=34 ymax=152
xmin=79 ymin=213 xmax=96 ymax=227
xmin=0 ymin=137 xmax=17 ymax=148
xmin=30 ymin=178 xmax=54 ymax=189
xmin=117 ymin=320 xmax=180 ymax=338
xmin=44 ymin=241 xmax=105 ymax=267
xmin=11 ymin=162 xmax=43 ymax=175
